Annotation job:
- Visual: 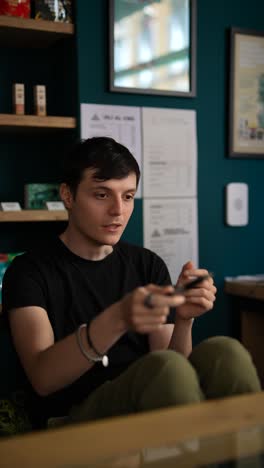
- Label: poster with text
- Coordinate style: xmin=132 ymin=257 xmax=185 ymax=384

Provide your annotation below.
xmin=81 ymin=103 xmax=142 ymax=197
xmin=142 ymin=107 xmax=197 ymax=198
xmin=143 ymin=198 xmax=198 ymax=283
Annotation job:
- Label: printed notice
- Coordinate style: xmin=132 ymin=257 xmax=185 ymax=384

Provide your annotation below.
xmin=142 ymin=107 xmax=197 ymax=198
xmin=81 ymin=103 xmax=142 ymax=197
xmin=143 ymin=198 xmax=198 ymax=283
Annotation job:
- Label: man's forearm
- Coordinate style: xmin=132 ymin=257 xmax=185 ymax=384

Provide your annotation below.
xmin=168 ymin=317 xmax=194 ymax=357
xmin=33 ymin=302 xmax=127 ymax=396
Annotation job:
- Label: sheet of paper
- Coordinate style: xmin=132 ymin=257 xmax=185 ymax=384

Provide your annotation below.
xmin=81 ymin=103 xmax=142 ymax=197
xmin=143 ymin=198 xmax=198 ymax=284
xmin=142 ymin=107 xmax=197 ymax=198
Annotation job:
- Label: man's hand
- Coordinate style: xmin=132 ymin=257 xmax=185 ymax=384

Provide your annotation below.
xmin=175 ymin=261 xmax=217 ymax=321
xmin=119 ymin=284 xmax=185 ymax=334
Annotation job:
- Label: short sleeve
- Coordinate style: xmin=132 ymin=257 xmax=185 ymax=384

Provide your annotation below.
xmin=2 ymin=255 xmax=47 ymax=315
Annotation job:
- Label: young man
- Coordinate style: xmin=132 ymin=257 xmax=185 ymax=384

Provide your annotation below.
xmin=2 ymin=137 xmax=260 ymax=428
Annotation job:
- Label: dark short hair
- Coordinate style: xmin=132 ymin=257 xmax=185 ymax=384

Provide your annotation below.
xmin=62 ymin=137 xmax=140 ymax=196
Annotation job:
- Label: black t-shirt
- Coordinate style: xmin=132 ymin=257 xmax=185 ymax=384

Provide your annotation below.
xmin=2 ymin=238 xmax=175 ymax=423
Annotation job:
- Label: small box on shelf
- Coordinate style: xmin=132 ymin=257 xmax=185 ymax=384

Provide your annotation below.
xmin=12 ymin=83 xmax=25 ymax=115
xmin=32 ymin=0 xmax=72 ymax=23
xmin=34 ymin=85 xmax=47 ymax=116
xmin=0 ymin=202 xmax=22 ymax=211
xmin=46 ymin=201 xmax=65 ymax=211
xmin=24 ymin=183 xmax=60 ymax=209
xmin=0 ymin=0 xmax=30 ymax=18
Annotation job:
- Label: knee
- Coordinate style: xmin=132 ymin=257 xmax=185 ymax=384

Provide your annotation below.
xmin=142 ymin=350 xmax=194 ymax=381
xmin=135 ymin=350 xmax=202 ymax=410
xmin=190 ymin=336 xmax=261 ymax=396
xmin=210 ymin=337 xmax=260 ymax=388
xmin=198 ymin=336 xmax=253 ymax=369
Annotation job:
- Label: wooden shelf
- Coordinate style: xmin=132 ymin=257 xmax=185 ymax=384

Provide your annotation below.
xmin=0 ymin=15 xmax=74 ymax=47
xmin=0 ymin=114 xmax=76 ymax=132
xmin=0 ymin=17 xmax=73 ymax=226
xmin=225 ymin=280 xmax=264 ymax=301
xmin=0 ymin=210 xmax=68 ymax=222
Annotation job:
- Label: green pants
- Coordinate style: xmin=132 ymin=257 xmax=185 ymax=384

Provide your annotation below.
xmin=68 ymin=337 xmax=261 ymax=424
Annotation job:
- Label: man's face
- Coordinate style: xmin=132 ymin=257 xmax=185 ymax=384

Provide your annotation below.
xmin=62 ymin=169 xmax=137 ymax=247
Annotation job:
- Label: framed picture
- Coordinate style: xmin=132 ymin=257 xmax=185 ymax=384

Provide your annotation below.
xmin=229 ymin=28 xmax=264 ymax=158
xmin=109 ymin=0 xmax=196 ymax=97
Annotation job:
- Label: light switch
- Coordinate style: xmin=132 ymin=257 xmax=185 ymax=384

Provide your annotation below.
xmin=225 ymin=183 xmax=248 ymax=226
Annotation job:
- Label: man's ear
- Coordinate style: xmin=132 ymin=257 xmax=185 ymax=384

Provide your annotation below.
xmin=60 ymin=183 xmax=73 ymax=210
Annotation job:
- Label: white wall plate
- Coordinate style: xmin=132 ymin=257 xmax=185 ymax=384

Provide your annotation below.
xmin=226 ymin=183 xmax=248 ymax=226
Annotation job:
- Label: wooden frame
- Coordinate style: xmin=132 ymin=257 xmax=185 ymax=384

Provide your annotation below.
xmin=109 ymin=0 xmax=196 ymax=97
xmin=229 ymin=28 xmax=264 ymax=158
xmin=1 ymin=393 xmax=264 ymax=467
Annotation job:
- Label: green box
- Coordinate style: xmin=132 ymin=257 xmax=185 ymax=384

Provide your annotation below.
xmin=24 ymin=183 xmax=60 ymax=209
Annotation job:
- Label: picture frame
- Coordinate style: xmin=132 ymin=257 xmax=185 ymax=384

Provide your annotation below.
xmin=109 ymin=0 xmax=196 ymax=97
xmin=229 ymin=28 xmax=264 ymax=158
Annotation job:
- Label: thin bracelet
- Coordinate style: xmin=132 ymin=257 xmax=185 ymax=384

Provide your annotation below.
xmin=87 ymin=324 xmax=109 ymax=367
xmin=76 ymin=324 xmax=102 ymax=363
xmin=86 ymin=323 xmax=104 ymax=358
xmin=76 ymin=324 xmax=109 ymax=367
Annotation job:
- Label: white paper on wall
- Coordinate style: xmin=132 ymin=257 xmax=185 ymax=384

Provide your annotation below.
xmin=81 ymin=103 xmax=142 ymax=197
xmin=142 ymin=107 xmax=197 ymax=198
xmin=143 ymin=198 xmax=198 ymax=284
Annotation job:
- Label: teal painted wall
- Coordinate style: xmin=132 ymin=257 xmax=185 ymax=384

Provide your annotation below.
xmin=76 ymin=0 xmax=264 ymax=343
xmin=0 ymin=1 xmax=263 ymax=344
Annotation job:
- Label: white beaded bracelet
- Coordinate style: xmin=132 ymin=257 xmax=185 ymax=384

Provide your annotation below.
xmin=76 ymin=324 xmax=109 ymax=367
